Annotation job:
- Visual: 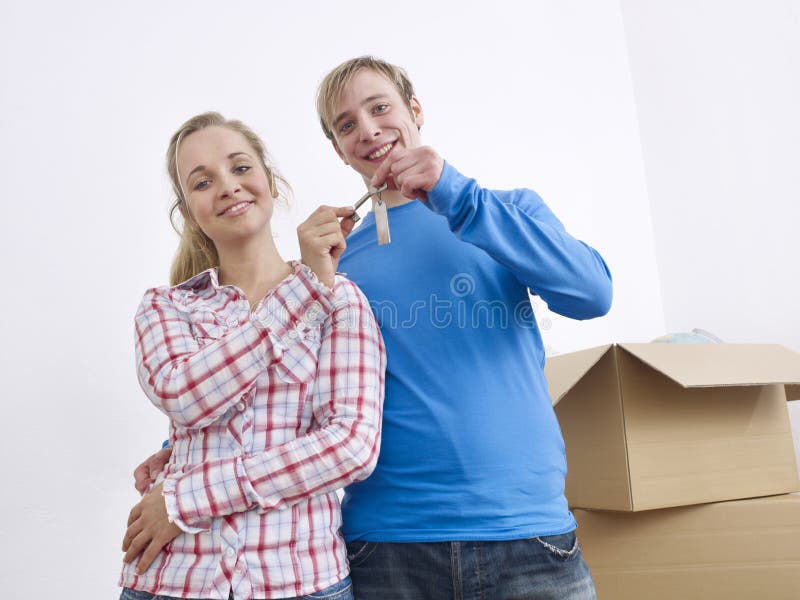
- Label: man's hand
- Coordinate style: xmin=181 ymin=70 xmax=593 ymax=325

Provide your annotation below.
xmin=297 ymin=205 xmax=356 ymax=287
xmin=133 ymin=447 xmax=172 ymax=495
xmin=371 ymin=146 xmax=444 ymax=202
xmin=122 ymin=482 xmax=182 ymax=575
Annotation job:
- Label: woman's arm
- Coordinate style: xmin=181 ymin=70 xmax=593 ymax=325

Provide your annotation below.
xmin=122 ymin=278 xmax=385 ymax=574
xmin=136 ymin=268 xmax=336 ymax=428
xmin=163 ymin=278 xmax=385 ymax=529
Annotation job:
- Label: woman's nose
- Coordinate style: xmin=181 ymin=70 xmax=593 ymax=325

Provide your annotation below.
xmin=219 ymin=174 xmax=242 ymax=197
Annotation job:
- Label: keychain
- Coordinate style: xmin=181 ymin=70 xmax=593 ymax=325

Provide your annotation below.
xmin=350 ymin=183 xmax=391 ymax=245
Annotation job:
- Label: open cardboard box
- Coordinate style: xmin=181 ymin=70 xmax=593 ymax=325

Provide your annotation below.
xmin=546 ymin=343 xmax=800 ymax=511
xmin=574 ymin=493 xmax=800 ymax=600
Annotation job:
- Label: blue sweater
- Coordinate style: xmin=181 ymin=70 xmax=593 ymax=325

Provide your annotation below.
xmin=338 ymin=162 xmax=612 ymax=541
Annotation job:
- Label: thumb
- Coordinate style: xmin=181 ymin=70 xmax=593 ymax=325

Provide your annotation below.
xmin=333 ymin=206 xmax=355 ymax=219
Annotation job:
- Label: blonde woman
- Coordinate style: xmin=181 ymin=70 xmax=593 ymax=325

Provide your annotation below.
xmin=119 ymin=112 xmax=384 ymax=600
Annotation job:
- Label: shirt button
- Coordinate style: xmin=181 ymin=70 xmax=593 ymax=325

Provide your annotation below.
xmin=236 ymin=402 xmax=245 ymax=412
xmin=226 ymin=547 xmax=235 ymax=558
xmin=233 ymin=448 xmax=242 ymax=458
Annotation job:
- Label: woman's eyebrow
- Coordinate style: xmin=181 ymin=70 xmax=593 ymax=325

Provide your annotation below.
xmin=185 ymin=152 xmax=253 ymax=185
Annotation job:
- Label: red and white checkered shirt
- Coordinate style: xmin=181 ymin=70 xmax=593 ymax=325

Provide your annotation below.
xmin=119 ymin=262 xmax=385 ymax=600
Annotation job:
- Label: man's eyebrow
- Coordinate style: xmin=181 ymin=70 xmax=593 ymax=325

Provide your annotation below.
xmin=332 ymin=94 xmax=389 ymax=127
xmin=185 ymin=152 xmax=253 ymax=185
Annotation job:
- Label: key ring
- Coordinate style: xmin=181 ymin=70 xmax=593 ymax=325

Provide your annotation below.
xmin=350 ymin=183 xmax=389 ymax=222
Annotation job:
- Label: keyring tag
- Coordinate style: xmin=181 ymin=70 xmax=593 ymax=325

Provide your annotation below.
xmin=373 ymin=191 xmax=391 ymax=246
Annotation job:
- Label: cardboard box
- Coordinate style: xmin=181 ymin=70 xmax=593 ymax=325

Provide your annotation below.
xmin=574 ymin=493 xmax=800 ymax=600
xmin=546 ymin=343 xmax=800 ymax=511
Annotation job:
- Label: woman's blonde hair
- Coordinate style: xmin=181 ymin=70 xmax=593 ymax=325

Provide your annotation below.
xmin=166 ymin=112 xmax=289 ymax=285
xmin=316 ymin=56 xmax=416 ymax=142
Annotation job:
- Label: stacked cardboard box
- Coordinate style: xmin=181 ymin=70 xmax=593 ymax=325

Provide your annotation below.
xmin=546 ymin=343 xmax=800 ymax=599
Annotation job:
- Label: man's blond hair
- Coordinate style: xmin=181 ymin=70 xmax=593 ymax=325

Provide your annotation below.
xmin=316 ymin=56 xmax=416 ymax=141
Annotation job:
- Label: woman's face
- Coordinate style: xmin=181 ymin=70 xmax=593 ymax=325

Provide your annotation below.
xmin=177 ymin=126 xmax=274 ymax=249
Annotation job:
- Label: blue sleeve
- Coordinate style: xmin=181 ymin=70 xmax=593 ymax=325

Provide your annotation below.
xmin=425 ymin=162 xmax=613 ymax=320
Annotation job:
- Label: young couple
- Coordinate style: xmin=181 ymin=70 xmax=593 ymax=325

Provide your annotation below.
xmin=120 ymin=56 xmax=613 ymax=600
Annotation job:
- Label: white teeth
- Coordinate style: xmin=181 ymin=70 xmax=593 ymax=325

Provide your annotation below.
xmin=368 ymin=143 xmax=393 ymax=160
xmin=222 ymin=201 xmax=251 ymax=215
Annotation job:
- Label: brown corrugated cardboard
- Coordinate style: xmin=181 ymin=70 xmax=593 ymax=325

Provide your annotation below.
xmin=574 ymin=493 xmax=800 ymax=600
xmin=547 ymin=343 xmax=800 ymax=511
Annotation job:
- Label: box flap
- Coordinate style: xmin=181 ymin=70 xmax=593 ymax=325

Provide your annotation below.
xmin=787 ymin=384 xmax=800 ymax=401
xmin=545 ymin=344 xmax=612 ymax=405
xmin=618 ymin=343 xmax=800 ymax=389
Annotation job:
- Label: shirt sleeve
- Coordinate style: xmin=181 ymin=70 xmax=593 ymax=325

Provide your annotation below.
xmin=162 ymin=277 xmax=385 ymax=531
xmin=425 ymin=161 xmax=613 ymax=320
xmin=135 ymin=267 xmax=336 ymax=429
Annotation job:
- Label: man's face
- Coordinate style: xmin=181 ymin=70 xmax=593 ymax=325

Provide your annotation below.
xmin=329 ymin=68 xmax=424 ymax=183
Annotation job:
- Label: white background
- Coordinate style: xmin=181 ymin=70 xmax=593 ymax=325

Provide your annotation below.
xmin=0 ymin=1 xmax=797 ymax=596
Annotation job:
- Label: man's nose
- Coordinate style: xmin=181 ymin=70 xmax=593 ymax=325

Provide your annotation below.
xmin=360 ymin=116 xmax=381 ymax=141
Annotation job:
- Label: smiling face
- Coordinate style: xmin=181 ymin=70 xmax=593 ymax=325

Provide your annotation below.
xmin=329 ymin=68 xmax=424 ymax=183
xmin=176 ymin=126 xmax=275 ymax=249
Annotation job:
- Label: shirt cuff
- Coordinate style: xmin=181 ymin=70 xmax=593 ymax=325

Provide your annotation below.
xmin=250 ymin=262 xmax=336 ymax=346
xmin=162 ymin=477 xmax=212 ymax=534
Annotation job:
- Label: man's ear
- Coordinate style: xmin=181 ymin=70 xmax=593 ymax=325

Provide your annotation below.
xmin=410 ymin=95 xmax=424 ymax=129
xmin=332 ymin=139 xmax=349 ymax=165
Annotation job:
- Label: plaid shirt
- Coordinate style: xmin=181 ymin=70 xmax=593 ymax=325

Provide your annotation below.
xmin=119 ymin=262 xmax=385 ymax=600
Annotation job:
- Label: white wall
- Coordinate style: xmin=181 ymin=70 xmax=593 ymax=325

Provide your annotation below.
xmin=16 ymin=0 xmax=797 ymax=596
xmin=620 ymin=0 xmax=800 ymax=491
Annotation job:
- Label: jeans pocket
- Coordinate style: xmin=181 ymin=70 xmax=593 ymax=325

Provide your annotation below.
xmin=533 ymin=531 xmax=580 ymax=560
xmin=346 ymin=540 xmax=377 ymax=568
xmin=302 ymin=576 xmax=353 ymax=599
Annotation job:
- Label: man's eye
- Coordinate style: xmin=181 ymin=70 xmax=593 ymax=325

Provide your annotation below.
xmin=374 ymin=103 xmax=388 ymax=114
xmin=339 ymin=121 xmax=354 ymax=133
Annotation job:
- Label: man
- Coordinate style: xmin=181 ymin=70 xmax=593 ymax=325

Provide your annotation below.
xmin=309 ymin=56 xmax=610 ymax=599
xmin=135 ymin=56 xmax=612 ymax=599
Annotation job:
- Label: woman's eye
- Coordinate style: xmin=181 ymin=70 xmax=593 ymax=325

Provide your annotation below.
xmin=234 ymin=165 xmax=251 ymax=174
xmin=193 ymin=179 xmax=210 ymax=191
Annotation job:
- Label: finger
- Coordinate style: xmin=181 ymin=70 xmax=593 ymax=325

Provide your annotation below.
xmin=122 ymin=518 xmax=145 ymax=552
xmin=371 ymin=150 xmax=404 ymax=187
xmin=330 ymin=236 xmax=347 ymax=260
xmin=300 ymin=221 xmax=344 ymax=245
xmin=299 ymin=210 xmax=341 ymax=233
xmin=123 ymin=529 xmax=151 ymax=564
xmin=316 ymin=231 xmax=345 ymax=251
xmin=136 ymin=539 xmax=166 ymax=575
xmin=398 ymin=173 xmax=432 ymax=200
xmin=333 ymin=206 xmax=355 ymax=218
xmin=340 ymin=216 xmax=356 ymax=238
xmin=127 ymin=503 xmax=142 ymax=527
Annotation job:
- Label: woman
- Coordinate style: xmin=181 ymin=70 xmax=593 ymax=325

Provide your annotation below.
xmin=119 ymin=112 xmax=385 ymax=600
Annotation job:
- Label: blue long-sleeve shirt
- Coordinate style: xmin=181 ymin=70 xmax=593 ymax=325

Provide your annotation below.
xmin=339 ymin=162 xmax=612 ymax=541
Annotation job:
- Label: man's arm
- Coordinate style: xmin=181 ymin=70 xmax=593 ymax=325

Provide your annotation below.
xmin=372 ymin=147 xmax=612 ymax=320
xmin=133 ymin=446 xmax=172 ymax=495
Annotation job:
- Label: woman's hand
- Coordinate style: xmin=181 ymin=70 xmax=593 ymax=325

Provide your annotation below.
xmin=297 ymin=205 xmax=356 ymax=288
xmin=133 ymin=447 xmax=172 ymax=495
xmin=122 ymin=482 xmax=182 ymax=575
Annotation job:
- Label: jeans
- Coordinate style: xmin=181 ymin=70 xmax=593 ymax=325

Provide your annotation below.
xmin=345 ymin=532 xmax=596 ymax=600
xmin=119 ymin=576 xmax=353 ymax=600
